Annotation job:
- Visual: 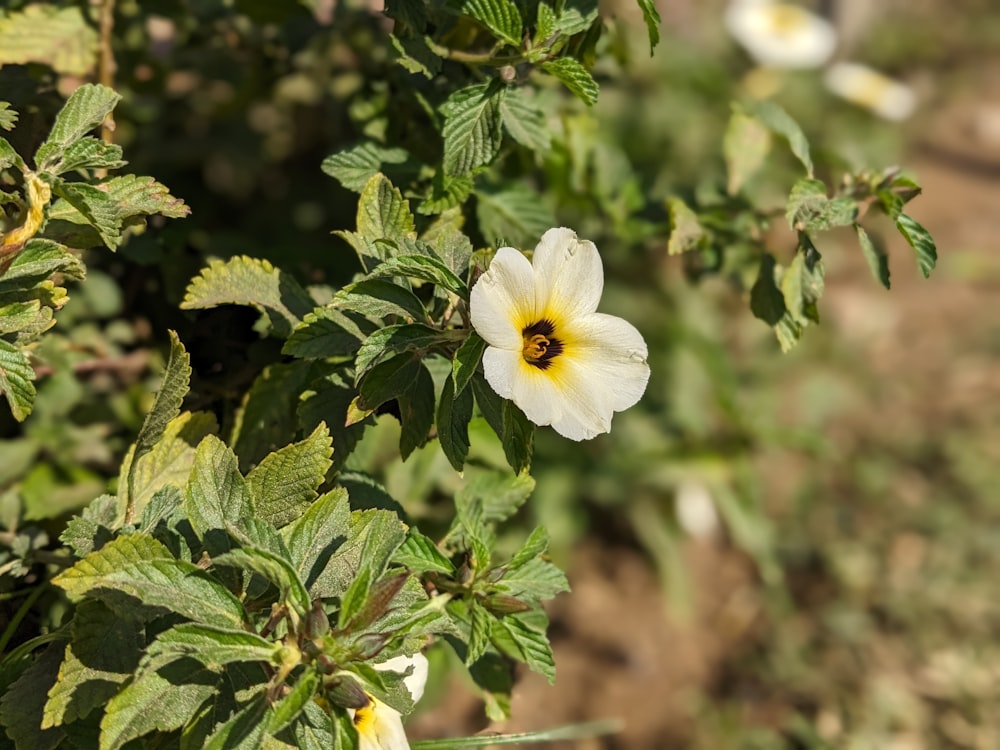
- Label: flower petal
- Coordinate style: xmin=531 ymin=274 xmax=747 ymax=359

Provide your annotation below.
xmin=532 ymin=227 xmax=604 ymax=320
xmin=725 ymin=2 xmax=837 ymax=69
xmin=374 ymin=653 xmax=429 ymax=704
xmin=353 ymin=697 xmax=411 ymax=750
xmin=566 ymin=312 xmax=650 ymax=412
xmin=470 ymin=246 xmax=536 ymax=350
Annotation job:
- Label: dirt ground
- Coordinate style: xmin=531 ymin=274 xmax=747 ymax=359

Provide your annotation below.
xmin=408 ymin=57 xmax=1000 ymax=750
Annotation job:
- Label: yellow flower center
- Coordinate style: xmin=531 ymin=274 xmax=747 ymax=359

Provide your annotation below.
xmin=354 ymin=694 xmax=376 ymax=733
xmin=521 ymin=320 xmax=563 ymax=370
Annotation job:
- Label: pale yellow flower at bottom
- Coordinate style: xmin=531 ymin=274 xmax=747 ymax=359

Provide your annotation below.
xmin=351 ymin=653 xmax=428 ymax=750
xmin=470 ymin=227 xmax=650 ymax=441
xmin=824 ymin=62 xmax=917 ymax=122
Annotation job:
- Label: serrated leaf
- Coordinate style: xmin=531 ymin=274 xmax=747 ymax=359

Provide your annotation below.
xmin=442 ymin=84 xmax=504 ymax=176
xmin=418 ymin=172 xmax=475 ymax=216
xmin=437 ymin=373 xmax=474 ymax=471
xmin=100 ymin=656 xmax=219 ymax=750
xmin=50 ymin=181 xmax=121 ymax=250
xmin=42 ymin=601 xmax=144 ymax=729
xmin=0 ymin=102 xmax=17 ymax=131
xmin=394 ymin=528 xmax=455 ymax=574
xmin=554 ymin=0 xmax=600 ymax=36
xmin=666 ymin=196 xmax=705 ymax=255
xmin=119 ymin=411 xmax=218 ymax=521
xmin=202 ymin=696 xmax=269 ymax=750
xmin=180 ymin=256 xmax=315 ymax=338
xmin=457 ymin=471 xmax=535 ymax=528
xmin=463 ymin=0 xmax=523 ymax=45
xmin=357 ymin=352 xmax=422 ymax=412
xmin=60 ymin=493 xmax=118 ymax=557
xmin=476 ymin=184 xmax=555 ymax=248
xmin=491 ymin=613 xmax=555 ymax=683
xmin=149 ymin=623 xmax=279 ymax=669
xmin=453 ymin=332 xmax=487 ymax=396
xmin=0 ymin=643 xmax=67 ymax=750
xmin=358 ymin=172 xmax=416 ymax=243
xmin=502 ymin=399 xmax=533 ymax=474
xmin=0 ymin=338 xmax=36 ymax=421
xmin=184 ymin=436 xmax=254 ymax=545
xmin=467 ymin=604 xmax=496 ymax=665
xmin=0 ymin=6 xmax=97 ymax=78
xmin=355 ymin=323 xmax=445 ymax=382
xmin=122 ymin=330 xmax=191 ymax=514
xmin=398 ymin=362 xmax=436 ymax=460
xmin=741 ymin=99 xmax=813 ymax=176
xmin=282 ymin=307 xmax=368 ymax=359
xmin=498 ymin=87 xmax=551 ymax=153
xmin=855 ymin=224 xmax=891 ymax=289
xmin=213 ymin=547 xmax=311 ymax=619
xmin=506 ymin=526 xmax=549 ymax=571
xmin=421 ymin=210 xmax=474 ymax=276
xmin=0 ymin=238 xmax=82 ymax=284
xmin=785 ymin=178 xmax=857 ymax=231
xmin=281 ymin=488 xmax=351 ymax=590
xmin=749 ymin=253 xmax=785 ymax=326
xmin=724 ymin=110 xmax=771 ymax=195
xmin=35 ymin=84 xmax=119 ymax=170
xmin=635 ymin=0 xmax=662 ymax=54
xmin=246 ymin=422 xmax=333 ymax=528
xmin=540 ymin=58 xmax=599 ymax=105
xmin=269 ymin=670 xmax=321 ymax=735
xmin=390 ymin=33 xmax=443 ymax=79
xmin=366 ymin=254 xmax=468 ymax=297
xmin=308 ymin=509 xmax=408 ymax=599
xmin=297 ymin=367 xmax=369 ymax=470
xmin=87 ymin=174 xmax=189 ymax=219
xmin=334 ymin=278 xmax=428 ymax=323
xmin=494 ymin=557 xmax=570 ymax=603
xmin=321 ymin=144 xmax=417 ymax=192
xmin=52 ymin=534 xmax=247 ymax=628
xmin=336 ymin=565 xmax=372 ymax=629
xmin=895 ymin=212 xmax=937 ymax=278
xmin=47 ymin=137 xmax=125 ymax=176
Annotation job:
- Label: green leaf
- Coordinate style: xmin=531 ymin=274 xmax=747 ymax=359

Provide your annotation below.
xmin=467 ymin=604 xmax=496 ymax=665
xmin=246 ymin=423 xmax=333 ymax=528
xmin=297 ymin=367 xmax=369 ymax=469
xmin=355 ymin=323 xmax=446 ymax=382
xmin=394 ymin=528 xmax=455 ymax=575
xmin=453 ymin=332 xmax=487 ymax=395
xmin=50 ymin=181 xmax=121 ymax=250
xmin=149 ymin=623 xmax=279 ymax=669
xmin=771 ymin=235 xmax=826 ymax=352
xmin=506 ymin=526 xmax=549 ymax=571
xmin=100 ymin=656 xmax=219 ymax=750
xmin=494 ymin=557 xmax=570 ymax=604
xmin=855 ymin=224 xmax=891 ymax=289
xmin=398 ymin=362 xmax=436 ymax=460
xmin=60 ymin=493 xmax=118 ymax=557
xmin=0 ymin=338 xmax=36 ymax=421
xmin=82 ymin=174 xmax=189 ymax=219
xmin=635 ymin=0 xmax=662 ymax=54
xmin=122 ymin=330 xmax=191 ymax=513
xmin=785 ymin=178 xmax=857 ymax=231
xmin=357 ymin=172 xmax=416 ymax=244
xmin=180 ymin=256 xmax=315 ymax=338
xmin=321 ymin=144 xmax=417 ymax=193
xmin=0 ymin=102 xmax=17 ymax=131
xmin=724 ymin=110 xmax=771 ymax=195
xmin=308 ymin=509 xmax=408 ymax=598
xmin=119 ymin=411 xmax=218 ymax=519
xmin=356 ymin=353 xmax=421 ymax=414
xmin=201 ymin=696 xmax=269 ymax=750
xmin=47 ymin=137 xmax=125 ymax=175
xmin=498 ymin=88 xmax=551 ymax=154
xmin=35 ymin=84 xmax=119 ymax=170
xmin=367 ymin=254 xmax=468 ymax=297
xmin=457 ymin=471 xmax=535 ymax=528
xmin=213 ymin=547 xmax=312 ymax=620
xmin=184 ymin=435 xmax=254 ymax=541
xmin=421 ymin=210 xmax=474 ymax=276
xmin=437 ymin=373 xmax=474 ymax=471
xmin=502 ymin=399 xmax=534 ymax=474
xmin=269 ymin=670 xmax=321 ymax=735
xmin=749 ymin=253 xmax=785 ymax=326
xmin=442 ymin=84 xmax=504 ymax=176
xmin=0 ymin=238 xmax=82 ymax=284
xmin=336 ymin=565 xmax=372 ymax=629
xmin=462 ymin=0 xmax=523 ymax=45
xmin=552 ymin=0 xmax=599 ymax=37
xmin=476 ymin=184 xmax=555 ymax=248
xmin=491 ymin=613 xmax=555 ymax=683
xmin=281 ymin=488 xmax=351 ymax=591
xmin=334 ymin=279 xmax=428 ymax=323
xmin=666 ymin=196 xmax=705 ymax=255
xmin=895 ymin=212 xmax=937 ymax=278
xmin=390 ymin=33 xmax=443 ymax=79
xmin=741 ymin=99 xmax=813 ymax=176
xmin=41 ymin=601 xmax=142 ymax=729
xmin=0 ymin=643 xmax=67 ymax=750
xmin=0 ymin=6 xmax=97 ymax=78
xmin=282 ymin=307 xmax=368 ymax=359
xmin=418 ymin=173 xmax=476 ymax=216
xmin=540 ymin=58 xmax=599 ymax=106
xmin=52 ymin=535 xmax=247 ymax=628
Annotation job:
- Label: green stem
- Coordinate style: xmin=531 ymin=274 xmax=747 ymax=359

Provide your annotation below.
xmin=0 ymin=582 xmax=48 ymax=655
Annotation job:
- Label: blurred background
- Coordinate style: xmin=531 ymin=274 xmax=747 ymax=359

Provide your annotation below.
xmin=2 ymin=0 xmax=1000 ymax=747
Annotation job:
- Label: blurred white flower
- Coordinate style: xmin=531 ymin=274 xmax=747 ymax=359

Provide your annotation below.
xmin=470 ymin=227 xmax=650 ymax=441
xmin=675 ymin=481 xmax=720 ymax=539
xmin=824 ymin=62 xmax=917 ymax=121
xmin=352 ymin=653 xmax=429 ymax=750
xmin=726 ymin=1 xmax=837 ymax=69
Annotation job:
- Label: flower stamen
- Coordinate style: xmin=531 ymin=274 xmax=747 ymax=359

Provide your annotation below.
xmin=521 ymin=320 xmax=563 ymax=370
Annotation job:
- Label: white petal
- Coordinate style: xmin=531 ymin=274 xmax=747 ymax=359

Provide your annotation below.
xmin=373 ymin=653 xmax=429 ymax=704
xmin=470 ymin=247 xmax=536 ymax=350
xmin=824 ymin=62 xmax=916 ymax=121
xmin=353 ymin=698 xmax=411 ymax=750
xmin=566 ymin=313 xmax=650 ymax=412
xmin=725 ymin=2 xmax=837 ymax=69
xmin=531 ymin=227 xmax=604 ymax=320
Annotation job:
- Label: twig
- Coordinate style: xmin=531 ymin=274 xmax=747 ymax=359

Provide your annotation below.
xmin=31 ymin=348 xmax=150 ymax=379
xmin=97 ymin=0 xmax=117 ymax=159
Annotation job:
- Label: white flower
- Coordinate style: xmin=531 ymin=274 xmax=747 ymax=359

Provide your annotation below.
xmin=824 ymin=62 xmax=917 ymax=121
xmin=725 ymin=1 xmax=837 ymax=69
xmin=351 ymin=653 xmax=429 ymax=750
xmin=470 ymin=227 xmax=650 ymax=441
xmin=675 ymin=481 xmax=720 ymax=539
